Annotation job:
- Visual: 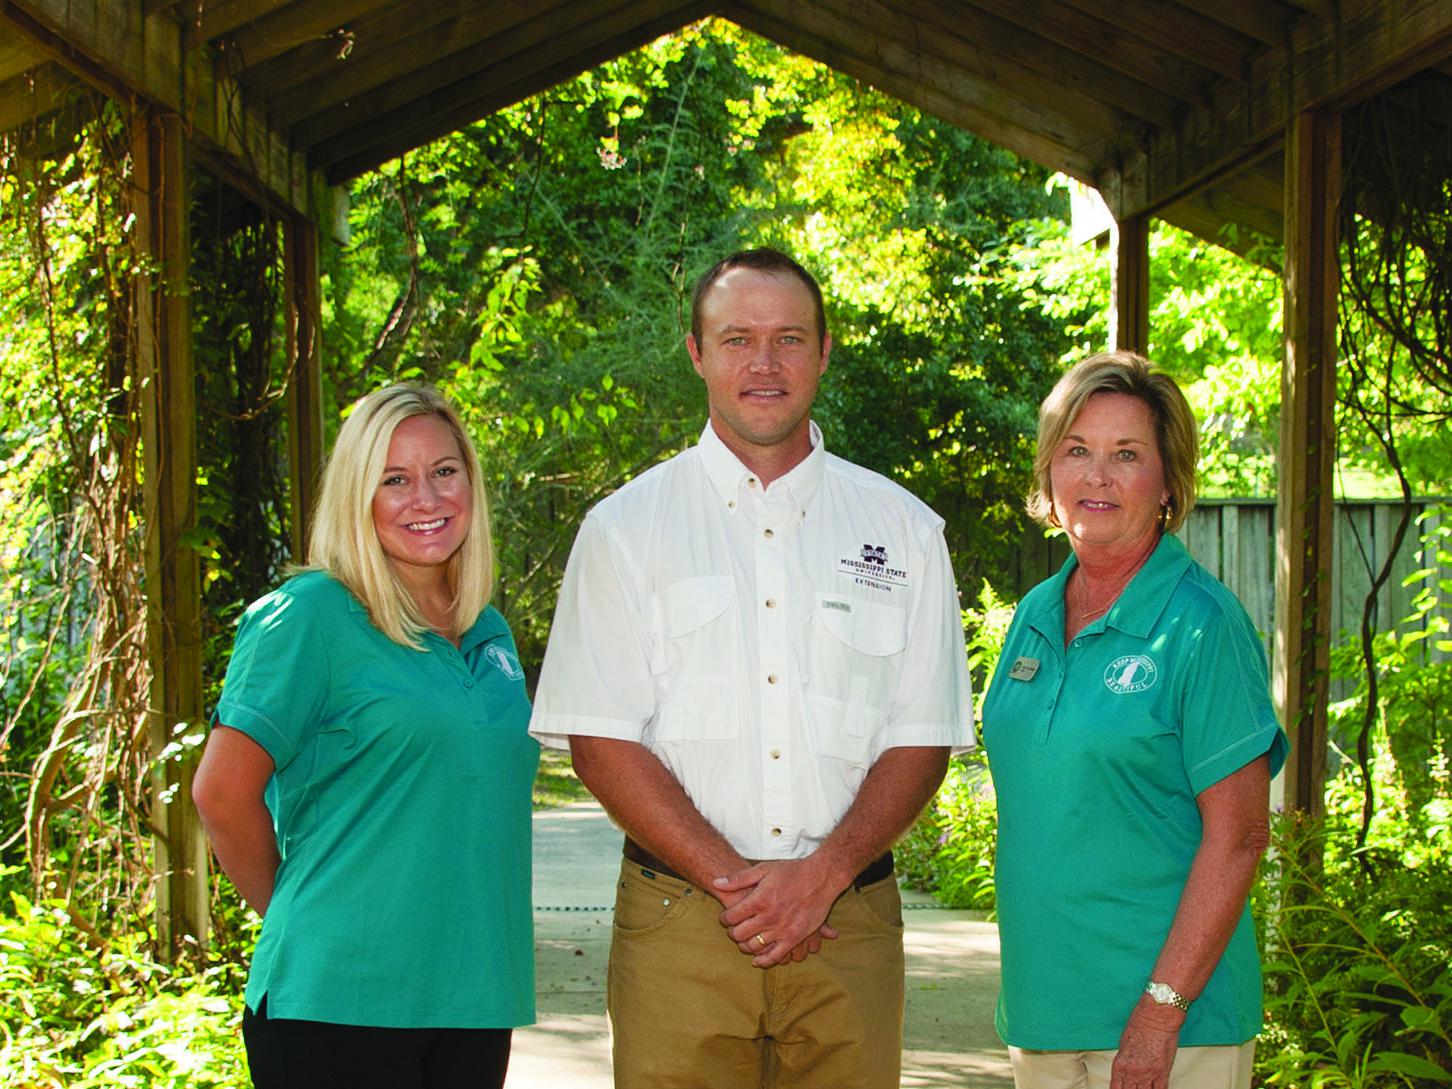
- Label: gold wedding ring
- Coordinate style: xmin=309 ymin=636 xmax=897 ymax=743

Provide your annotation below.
xmin=753 ymin=933 xmax=767 ymax=948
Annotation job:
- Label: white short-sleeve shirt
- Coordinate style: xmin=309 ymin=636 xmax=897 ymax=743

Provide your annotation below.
xmin=530 ymin=421 xmax=974 ymax=859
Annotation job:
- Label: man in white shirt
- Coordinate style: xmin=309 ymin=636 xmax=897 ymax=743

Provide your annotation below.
xmin=530 ymin=248 xmax=973 ymax=1088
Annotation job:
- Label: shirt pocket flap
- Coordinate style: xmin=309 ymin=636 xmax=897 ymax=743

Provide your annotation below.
xmin=659 ymin=575 xmax=735 ymax=637
xmin=814 ymin=594 xmax=909 ymax=657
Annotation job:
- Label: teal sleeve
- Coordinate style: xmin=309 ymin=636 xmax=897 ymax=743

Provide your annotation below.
xmin=214 ymin=586 xmax=332 ymax=770
xmin=1180 ymin=608 xmax=1289 ymax=796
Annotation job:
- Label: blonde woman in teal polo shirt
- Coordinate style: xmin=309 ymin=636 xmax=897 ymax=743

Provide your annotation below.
xmin=193 ymin=384 xmax=538 ymax=1089
xmin=982 ymin=353 xmax=1288 ymax=1089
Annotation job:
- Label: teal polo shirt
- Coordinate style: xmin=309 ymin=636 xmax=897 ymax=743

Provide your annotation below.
xmin=215 ymin=571 xmax=539 ymax=1029
xmin=982 ymin=534 xmax=1288 ymax=1050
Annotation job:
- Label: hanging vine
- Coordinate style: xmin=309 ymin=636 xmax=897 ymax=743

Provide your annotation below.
xmin=1336 ymin=83 xmax=1452 ymax=853
xmin=0 ymin=99 xmax=154 ymax=930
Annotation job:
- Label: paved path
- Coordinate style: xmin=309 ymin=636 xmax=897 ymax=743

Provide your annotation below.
xmin=511 ymin=801 xmax=1011 ymax=1087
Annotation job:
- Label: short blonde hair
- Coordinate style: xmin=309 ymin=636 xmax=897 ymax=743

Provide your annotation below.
xmin=308 ymin=384 xmax=493 ymax=647
xmin=1026 ymin=351 xmax=1199 ymax=533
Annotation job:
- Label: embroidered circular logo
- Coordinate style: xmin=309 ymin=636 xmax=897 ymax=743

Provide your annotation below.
xmin=1104 ymin=654 xmax=1157 ymax=694
xmin=485 ymin=644 xmax=525 ymax=681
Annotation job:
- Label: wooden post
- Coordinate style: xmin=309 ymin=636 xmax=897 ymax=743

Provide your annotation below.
xmin=134 ymin=107 xmax=209 ymax=956
xmin=1110 ymin=214 xmax=1150 ymax=354
xmin=1276 ymin=110 xmax=1341 ymax=818
xmin=284 ymin=212 xmax=324 ymax=560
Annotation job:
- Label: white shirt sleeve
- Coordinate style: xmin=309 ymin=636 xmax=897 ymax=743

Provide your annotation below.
xmin=529 ymin=512 xmax=656 ymax=749
xmin=872 ymin=518 xmax=975 ymax=758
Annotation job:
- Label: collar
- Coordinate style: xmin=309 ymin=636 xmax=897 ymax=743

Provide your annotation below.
xmin=460 ymin=605 xmax=509 ymax=652
xmin=697 ymin=419 xmax=826 ymax=512
xmin=1028 ymin=533 xmax=1191 ymax=643
xmin=337 ymin=573 xmax=506 ymax=651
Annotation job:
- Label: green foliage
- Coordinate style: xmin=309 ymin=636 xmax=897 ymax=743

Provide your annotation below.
xmin=897 ymin=582 xmax=1013 ymax=909
xmin=1255 ymin=754 xmax=1452 ymax=1088
xmin=0 ymin=888 xmax=247 ymax=1087
xmin=895 ymin=755 xmax=998 ymax=913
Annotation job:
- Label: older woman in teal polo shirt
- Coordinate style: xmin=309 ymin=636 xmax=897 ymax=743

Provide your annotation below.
xmin=982 ymin=352 xmax=1288 ymax=1089
xmin=193 ymin=384 xmax=538 ymax=1089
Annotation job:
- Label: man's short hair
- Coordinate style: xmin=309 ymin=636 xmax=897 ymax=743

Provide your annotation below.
xmin=690 ymin=248 xmax=828 ymax=348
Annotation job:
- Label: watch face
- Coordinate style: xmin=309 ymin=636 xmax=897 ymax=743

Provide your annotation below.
xmin=1146 ymin=981 xmax=1188 ymax=1009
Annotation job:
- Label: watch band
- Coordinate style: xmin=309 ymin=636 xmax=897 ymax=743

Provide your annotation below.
xmin=1144 ymin=980 xmax=1191 ymax=1011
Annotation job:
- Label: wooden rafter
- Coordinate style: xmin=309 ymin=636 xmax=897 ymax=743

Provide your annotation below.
xmin=725 ymin=1 xmax=1103 ymax=181
xmin=267 ymin=0 xmax=581 ymax=132
xmin=318 ymin=0 xmax=714 ymax=181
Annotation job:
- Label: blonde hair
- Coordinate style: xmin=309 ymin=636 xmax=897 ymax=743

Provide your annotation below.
xmin=1026 ymin=351 xmax=1199 ymax=533
xmin=307 ymin=384 xmax=493 ymax=647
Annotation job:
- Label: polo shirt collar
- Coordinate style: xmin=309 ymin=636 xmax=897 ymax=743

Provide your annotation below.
xmin=1107 ymin=532 xmax=1192 ymax=638
xmin=697 ymin=419 xmax=826 ymax=511
xmin=460 ymin=605 xmax=509 ymax=652
xmin=337 ymin=573 xmax=507 ymax=652
xmin=1028 ymin=532 xmax=1191 ymax=644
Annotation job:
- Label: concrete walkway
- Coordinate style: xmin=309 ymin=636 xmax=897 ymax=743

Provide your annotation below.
xmin=510 ymin=801 xmax=1011 ymax=1087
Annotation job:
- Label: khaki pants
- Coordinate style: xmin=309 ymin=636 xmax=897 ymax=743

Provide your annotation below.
xmin=1009 ymin=1040 xmax=1256 ymax=1089
xmin=606 ymin=858 xmax=905 ymax=1089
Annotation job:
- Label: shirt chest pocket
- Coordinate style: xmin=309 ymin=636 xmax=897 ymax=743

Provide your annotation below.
xmin=804 ymin=594 xmax=909 ymax=766
xmin=649 ymin=575 xmax=739 ymax=742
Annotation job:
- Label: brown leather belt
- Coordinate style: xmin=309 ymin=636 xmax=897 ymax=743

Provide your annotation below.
xmin=623 ymin=837 xmax=894 ymax=889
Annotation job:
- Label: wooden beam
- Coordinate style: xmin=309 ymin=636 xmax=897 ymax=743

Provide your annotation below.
xmin=183 ymin=0 xmax=293 ymax=44
xmin=3 ymin=0 xmax=313 ymax=212
xmin=0 ymin=60 xmax=77 ymax=132
xmin=284 ymin=212 xmax=325 ymax=560
xmin=1275 ymin=109 xmax=1340 ymax=818
xmin=1107 ymin=0 xmax=1452 ymax=222
xmin=133 ymin=107 xmax=209 ymax=958
xmin=217 ymin=0 xmax=397 ymax=70
xmin=900 ymin=0 xmax=1183 ymax=129
xmin=1110 ymin=214 xmax=1149 ymax=354
xmin=1174 ymin=0 xmax=1297 ymax=49
xmin=0 ymin=32 xmax=41 ymax=80
xmin=723 ymin=1 xmax=1103 ymax=183
xmin=1057 ymin=0 xmax=1252 ymax=84
xmin=959 ymin=0 xmax=1221 ymax=107
xmin=241 ymin=0 xmax=500 ymax=100
xmin=809 ymin=0 xmax=1131 ymax=136
xmin=318 ymin=0 xmax=714 ymax=181
xmin=265 ymin=0 xmax=577 ymax=130
xmin=1282 ymin=0 xmax=1337 ymax=21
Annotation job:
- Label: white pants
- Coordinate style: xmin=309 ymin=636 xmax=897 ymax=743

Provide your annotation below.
xmin=1009 ymin=1040 xmax=1255 ymax=1089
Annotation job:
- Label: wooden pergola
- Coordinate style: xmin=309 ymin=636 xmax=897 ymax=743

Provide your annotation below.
xmin=4 ymin=0 xmax=1449 ymax=950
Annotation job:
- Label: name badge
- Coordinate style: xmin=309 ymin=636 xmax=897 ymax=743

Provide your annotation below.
xmin=1008 ymin=656 xmax=1040 ymax=682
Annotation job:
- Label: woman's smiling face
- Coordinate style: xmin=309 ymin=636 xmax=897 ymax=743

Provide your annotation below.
xmin=1049 ymin=392 xmax=1169 ymax=559
xmin=371 ymin=413 xmax=472 ymax=587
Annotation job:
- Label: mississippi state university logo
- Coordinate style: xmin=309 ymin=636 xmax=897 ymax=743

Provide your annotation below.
xmin=485 ymin=644 xmax=526 ymax=681
xmin=838 ymin=543 xmax=907 ymax=590
xmin=1104 ymin=654 xmax=1157 ymax=694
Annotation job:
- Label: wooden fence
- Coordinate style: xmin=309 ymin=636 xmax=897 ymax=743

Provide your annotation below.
xmin=1014 ymin=498 xmax=1452 ymax=666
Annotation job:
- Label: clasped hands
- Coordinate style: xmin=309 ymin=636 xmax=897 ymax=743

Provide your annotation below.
xmin=712 ymin=856 xmax=843 ymax=968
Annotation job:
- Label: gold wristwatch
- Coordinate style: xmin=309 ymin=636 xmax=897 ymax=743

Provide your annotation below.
xmin=1144 ymin=980 xmax=1191 ymax=1011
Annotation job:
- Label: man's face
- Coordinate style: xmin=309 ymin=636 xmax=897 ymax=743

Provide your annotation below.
xmin=686 ymin=267 xmax=831 ymax=469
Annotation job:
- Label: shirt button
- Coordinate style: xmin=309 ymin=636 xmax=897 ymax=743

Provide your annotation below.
xmin=765 ymin=598 xmax=776 ymax=609
xmin=728 ymin=500 xmax=736 ymax=509
xmin=748 ymin=478 xmax=758 ymax=489
xmin=770 ymin=749 xmax=781 ymax=759
xmin=463 ymin=678 xmax=475 ymax=689
xmin=763 ymin=528 xmax=774 ymax=540
xmin=767 ymin=673 xmax=778 ymax=685
xmin=770 ymin=827 xmax=782 ymax=837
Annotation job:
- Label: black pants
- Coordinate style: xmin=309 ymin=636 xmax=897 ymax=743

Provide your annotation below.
xmin=242 ymin=996 xmax=512 ymax=1089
